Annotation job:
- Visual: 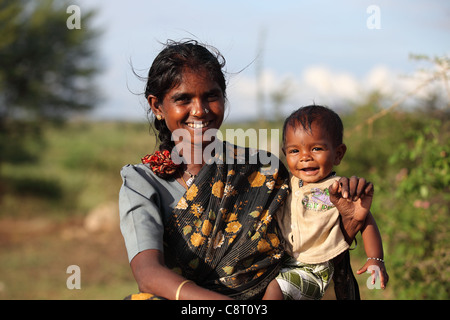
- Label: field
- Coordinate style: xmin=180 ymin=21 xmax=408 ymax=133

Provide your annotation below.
xmin=0 ymin=122 xmax=149 ymax=299
xmin=0 ymin=114 xmax=447 ymax=299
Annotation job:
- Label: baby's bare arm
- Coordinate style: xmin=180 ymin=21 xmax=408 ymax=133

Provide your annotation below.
xmin=357 ymin=213 xmax=389 ymax=289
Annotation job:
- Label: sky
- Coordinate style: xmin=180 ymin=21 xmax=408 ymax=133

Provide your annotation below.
xmin=75 ymin=0 xmax=450 ymax=122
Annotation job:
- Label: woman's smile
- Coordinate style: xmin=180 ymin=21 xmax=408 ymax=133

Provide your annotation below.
xmin=186 ymin=121 xmax=211 ymax=129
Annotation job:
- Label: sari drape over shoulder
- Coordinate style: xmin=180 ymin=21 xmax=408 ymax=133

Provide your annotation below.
xmin=163 ymin=142 xmax=290 ymax=299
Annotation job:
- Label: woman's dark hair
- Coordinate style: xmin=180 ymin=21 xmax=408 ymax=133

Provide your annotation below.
xmin=282 ymin=104 xmax=344 ymax=148
xmin=145 ymin=40 xmax=227 ymax=152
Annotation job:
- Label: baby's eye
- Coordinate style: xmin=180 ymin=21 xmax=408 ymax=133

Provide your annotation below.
xmin=288 ymin=149 xmax=299 ymax=154
xmin=312 ymin=147 xmax=323 ymax=151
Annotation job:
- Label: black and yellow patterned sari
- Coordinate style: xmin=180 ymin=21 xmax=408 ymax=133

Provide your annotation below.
xmin=159 ymin=143 xmax=289 ymax=299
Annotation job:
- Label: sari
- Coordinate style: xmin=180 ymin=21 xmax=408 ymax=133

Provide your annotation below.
xmin=164 ymin=142 xmax=290 ymax=299
xmin=132 ymin=142 xmax=290 ymax=300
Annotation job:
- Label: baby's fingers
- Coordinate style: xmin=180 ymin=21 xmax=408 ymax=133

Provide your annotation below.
xmin=357 ymin=264 xmax=368 ymax=275
xmin=379 ymin=269 xmax=389 ymax=289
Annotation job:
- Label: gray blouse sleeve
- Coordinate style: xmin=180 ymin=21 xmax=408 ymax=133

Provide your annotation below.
xmin=119 ymin=164 xmax=166 ymax=262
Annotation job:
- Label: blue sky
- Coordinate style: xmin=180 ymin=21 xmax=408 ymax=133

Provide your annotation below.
xmin=76 ymin=0 xmax=450 ymax=122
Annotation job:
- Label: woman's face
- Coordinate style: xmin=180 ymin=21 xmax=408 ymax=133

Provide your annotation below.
xmin=150 ymin=68 xmax=225 ymax=152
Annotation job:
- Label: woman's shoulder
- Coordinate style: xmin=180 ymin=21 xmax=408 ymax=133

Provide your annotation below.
xmin=120 ymin=164 xmax=184 ymax=196
xmin=120 ymin=163 xmax=156 ymax=185
xmin=121 ymin=163 xmax=151 ymax=178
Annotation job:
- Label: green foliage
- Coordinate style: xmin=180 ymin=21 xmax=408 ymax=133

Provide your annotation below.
xmin=339 ymin=93 xmax=450 ymax=299
xmin=1 ymin=25 xmax=448 ymax=299
xmin=383 ymin=118 xmax=450 ymax=299
xmin=2 ymin=107 xmax=449 ymax=299
xmin=1 ymin=121 xmax=154 ymax=218
xmin=0 ymin=0 xmax=101 ymax=168
xmin=0 ymin=0 xmax=100 ymax=119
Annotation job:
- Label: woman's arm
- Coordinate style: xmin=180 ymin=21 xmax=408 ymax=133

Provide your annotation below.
xmin=130 ymin=249 xmax=232 ymax=300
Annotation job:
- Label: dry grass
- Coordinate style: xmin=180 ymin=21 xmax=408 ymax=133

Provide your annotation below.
xmin=0 ymin=216 xmax=136 ymax=299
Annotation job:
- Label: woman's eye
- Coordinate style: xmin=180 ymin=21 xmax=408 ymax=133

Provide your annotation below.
xmin=173 ymin=94 xmax=191 ymax=104
xmin=206 ymin=93 xmax=219 ymax=102
xmin=176 ymin=98 xmax=190 ymax=105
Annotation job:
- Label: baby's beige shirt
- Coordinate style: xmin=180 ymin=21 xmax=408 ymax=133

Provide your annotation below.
xmin=277 ymin=175 xmax=349 ymax=264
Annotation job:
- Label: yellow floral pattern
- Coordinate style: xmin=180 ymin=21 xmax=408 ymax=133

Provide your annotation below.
xmin=190 ymin=233 xmax=205 ymax=247
xmin=190 ymin=204 xmax=204 ymax=218
xmin=163 ymin=142 xmax=290 ymax=299
xmin=201 ymin=220 xmax=213 ymax=236
xmin=175 ymin=197 xmax=188 ymax=210
xmin=185 ymin=184 xmax=198 ymax=201
xmin=225 ymin=221 xmax=242 ymax=233
xmin=212 ymin=180 xmax=224 ymax=198
xmin=248 ymin=171 xmax=266 ymax=187
xmin=257 ymin=239 xmax=271 ymax=253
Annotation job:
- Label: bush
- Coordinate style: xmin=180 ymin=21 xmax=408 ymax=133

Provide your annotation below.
xmin=341 ymin=101 xmax=449 ymax=299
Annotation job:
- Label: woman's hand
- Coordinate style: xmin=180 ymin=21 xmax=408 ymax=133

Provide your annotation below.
xmin=329 ymin=176 xmax=374 ymax=243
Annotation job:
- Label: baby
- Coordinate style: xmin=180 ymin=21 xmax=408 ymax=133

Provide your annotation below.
xmin=264 ymin=105 xmax=388 ymax=300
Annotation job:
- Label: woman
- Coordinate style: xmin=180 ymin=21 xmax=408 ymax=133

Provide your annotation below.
xmin=119 ymin=40 xmax=369 ymax=300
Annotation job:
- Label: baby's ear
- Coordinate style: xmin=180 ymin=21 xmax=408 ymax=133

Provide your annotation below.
xmin=334 ymin=143 xmax=347 ymax=165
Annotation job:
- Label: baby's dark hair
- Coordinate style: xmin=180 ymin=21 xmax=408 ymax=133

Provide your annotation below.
xmin=144 ymin=39 xmax=227 ymax=152
xmin=282 ymin=105 xmax=344 ymax=148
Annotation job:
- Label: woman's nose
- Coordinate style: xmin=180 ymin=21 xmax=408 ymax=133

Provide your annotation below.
xmin=190 ymin=99 xmax=208 ymax=116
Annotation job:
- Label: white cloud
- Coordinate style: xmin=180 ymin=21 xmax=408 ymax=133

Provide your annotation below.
xmin=301 ymin=66 xmax=360 ymax=102
xmin=225 ymin=64 xmax=447 ymax=121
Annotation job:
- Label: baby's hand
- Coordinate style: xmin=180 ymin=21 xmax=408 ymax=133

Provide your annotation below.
xmin=357 ymin=258 xmax=389 ymax=289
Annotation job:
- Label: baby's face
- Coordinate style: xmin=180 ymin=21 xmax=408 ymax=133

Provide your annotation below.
xmin=283 ymin=122 xmax=346 ymax=185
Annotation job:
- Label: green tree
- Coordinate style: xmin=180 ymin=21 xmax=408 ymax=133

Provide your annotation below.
xmin=385 ymin=117 xmax=450 ymax=299
xmin=0 ymin=0 xmax=101 ymax=166
xmin=340 ymin=55 xmax=450 ymax=299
